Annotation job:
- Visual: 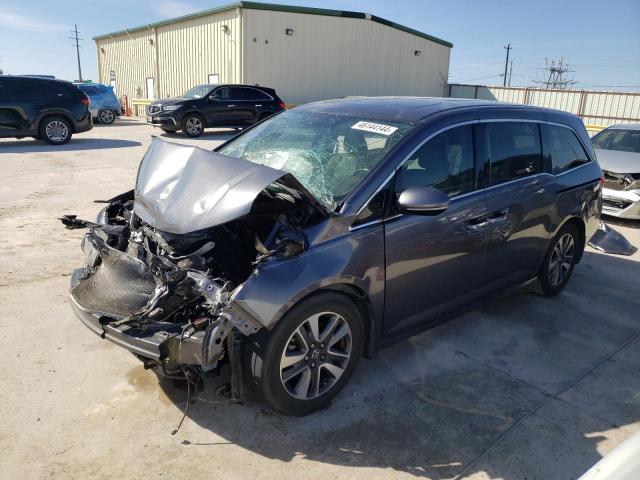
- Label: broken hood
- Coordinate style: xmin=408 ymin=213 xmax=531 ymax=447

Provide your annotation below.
xmin=134 ymin=137 xmax=329 ymax=234
xmin=595 ymin=148 xmax=640 ymax=174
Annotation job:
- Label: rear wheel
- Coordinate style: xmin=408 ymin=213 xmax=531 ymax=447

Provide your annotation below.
xmin=98 ymin=109 xmax=116 ymax=124
xmin=181 ymin=113 xmax=204 ymax=137
xmin=538 ymin=223 xmax=579 ymax=296
xmin=246 ymin=293 xmax=364 ymax=416
xmin=39 ymin=116 xmax=72 ymax=145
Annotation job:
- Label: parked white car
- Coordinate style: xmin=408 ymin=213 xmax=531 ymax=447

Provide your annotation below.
xmin=592 ymin=124 xmax=640 ymax=219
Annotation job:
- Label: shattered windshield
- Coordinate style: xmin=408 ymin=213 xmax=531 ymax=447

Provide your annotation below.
xmin=218 ymin=110 xmax=415 ymax=209
xmin=182 ymin=85 xmax=213 ymax=99
xmin=592 ymin=129 xmax=640 ymax=154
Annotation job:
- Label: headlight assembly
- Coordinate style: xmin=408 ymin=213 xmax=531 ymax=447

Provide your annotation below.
xmin=162 ymin=105 xmax=181 ymax=112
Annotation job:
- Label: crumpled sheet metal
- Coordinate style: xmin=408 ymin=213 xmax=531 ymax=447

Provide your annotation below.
xmin=134 ymin=138 xmax=287 ymax=234
xmin=588 ymin=221 xmax=637 ymax=256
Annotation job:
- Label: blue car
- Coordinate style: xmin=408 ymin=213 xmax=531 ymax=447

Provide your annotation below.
xmin=74 ymin=83 xmax=121 ymax=124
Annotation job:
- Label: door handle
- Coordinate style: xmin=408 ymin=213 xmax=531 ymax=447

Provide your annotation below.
xmin=486 ymin=209 xmax=508 ymax=224
xmin=254 ymin=104 xmax=262 ymax=107
xmin=464 ymin=221 xmax=489 ymax=231
xmin=464 ymin=218 xmax=490 ymax=231
xmin=227 ymin=104 xmax=236 ymax=107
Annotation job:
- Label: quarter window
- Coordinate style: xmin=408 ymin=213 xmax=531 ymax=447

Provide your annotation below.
xmin=546 ymin=125 xmax=591 ymax=173
xmin=240 ymin=88 xmax=271 ymax=101
xmin=395 ymin=125 xmax=475 ymax=198
xmin=486 ymin=122 xmax=542 ymax=185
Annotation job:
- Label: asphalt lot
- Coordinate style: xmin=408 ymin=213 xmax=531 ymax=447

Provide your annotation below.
xmin=1 ymin=118 xmax=639 ymax=480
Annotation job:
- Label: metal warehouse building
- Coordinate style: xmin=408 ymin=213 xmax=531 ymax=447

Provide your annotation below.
xmin=93 ymin=1 xmax=452 ymax=105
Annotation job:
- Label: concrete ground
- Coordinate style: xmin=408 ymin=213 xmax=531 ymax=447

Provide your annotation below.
xmin=1 ymin=118 xmax=639 ymax=480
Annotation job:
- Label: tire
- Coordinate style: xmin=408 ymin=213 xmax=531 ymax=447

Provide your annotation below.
xmin=98 ymin=109 xmax=116 ymax=124
xmin=246 ymin=293 xmax=364 ymax=416
xmin=538 ymin=223 xmax=579 ymax=296
xmin=181 ymin=113 xmax=204 ymax=137
xmin=39 ymin=116 xmax=72 ymax=145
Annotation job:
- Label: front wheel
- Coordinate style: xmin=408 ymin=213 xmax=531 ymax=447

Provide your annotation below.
xmin=39 ymin=116 xmax=72 ymax=145
xmin=538 ymin=223 xmax=579 ymax=296
xmin=246 ymin=293 xmax=364 ymax=415
xmin=98 ymin=109 xmax=116 ymax=124
xmin=181 ymin=113 xmax=204 ymax=137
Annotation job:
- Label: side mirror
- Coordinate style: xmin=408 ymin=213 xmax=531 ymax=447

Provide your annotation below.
xmin=397 ymin=186 xmax=449 ymax=215
xmin=208 ymin=95 xmax=218 ymax=102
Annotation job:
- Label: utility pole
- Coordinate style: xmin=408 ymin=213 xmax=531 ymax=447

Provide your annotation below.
xmin=70 ymin=24 xmax=83 ymax=82
xmin=508 ymin=60 xmax=513 ymax=86
xmin=503 ymin=43 xmax=511 ymax=86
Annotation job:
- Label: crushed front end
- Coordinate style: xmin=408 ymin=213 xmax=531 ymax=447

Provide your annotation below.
xmin=62 ymin=138 xmax=326 ymax=396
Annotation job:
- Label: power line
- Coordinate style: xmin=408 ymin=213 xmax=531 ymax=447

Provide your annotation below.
xmin=69 ymin=24 xmax=83 ymax=82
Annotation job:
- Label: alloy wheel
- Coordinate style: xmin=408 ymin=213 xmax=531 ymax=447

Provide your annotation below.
xmin=549 ymin=233 xmax=575 ymax=287
xmin=279 ymin=312 xmax=352 ymax=400
xmin=100 ymin=109 xmax=115 ymax=124
xmin=185 ymin=116 xmax=203 ymax=136
xmin=45 ymin=120 xmax=69 ymax=143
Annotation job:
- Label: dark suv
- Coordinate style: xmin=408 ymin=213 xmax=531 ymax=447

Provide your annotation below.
xmin=0 ymin=75 xmax=92 ymax=145
xmin=66 ymin=98 xmax=603 ymax=415
xmin=147 ymin=84 xmax=285 ymax=137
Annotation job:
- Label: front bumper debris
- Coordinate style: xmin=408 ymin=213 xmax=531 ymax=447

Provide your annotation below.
xmin=602 ymin=187 xmax=640 ymax=220
xmin=588 ymin=220 xmax=636 ymax=256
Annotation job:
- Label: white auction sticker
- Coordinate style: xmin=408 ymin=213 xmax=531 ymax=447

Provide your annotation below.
xmin=351 ymin=121 xmax=398 ymax=136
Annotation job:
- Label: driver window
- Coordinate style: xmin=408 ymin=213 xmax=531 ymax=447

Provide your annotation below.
xmin=395 ymin=125 xmax=475 ymax=198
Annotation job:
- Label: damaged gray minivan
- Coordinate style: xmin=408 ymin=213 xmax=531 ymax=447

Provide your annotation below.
xmin=64 ymin=97 xmax=603 ymax=415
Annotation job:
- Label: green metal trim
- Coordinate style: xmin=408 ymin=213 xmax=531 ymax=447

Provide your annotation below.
xmin=92 ymin=1 xmax=453 ymax=48
xmin=370 ymin=15 xmax=453 ymax=48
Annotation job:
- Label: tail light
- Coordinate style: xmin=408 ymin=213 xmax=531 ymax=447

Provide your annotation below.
xmin=80 ymin=94 xmax=90 ymax=107
xmin=278 ymin=100 xmax=286 ymax=110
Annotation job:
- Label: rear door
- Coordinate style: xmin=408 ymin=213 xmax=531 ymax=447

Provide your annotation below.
xmin=0 ymin=78 xmax=23 ymax=133
xmin=240 ymin=87 xmax=273 ymax=121
xmin=205 ymin=86 xmax=247 ymax=126
xmin=0 ymin=78 xmax=46 ymax=134
xmin=383 ymin=124 xmax=490 ymax=336
xmin=479 ymin=120 xmax=556 ymax=291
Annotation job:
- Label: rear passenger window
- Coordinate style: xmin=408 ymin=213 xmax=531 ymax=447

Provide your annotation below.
xmin=486 ymin=122 xmax=542 ymax=185
xmin=546 ymin=125 xmax=591 ymax=173
xmin=395 ymin=125 xmax=475 ymax=198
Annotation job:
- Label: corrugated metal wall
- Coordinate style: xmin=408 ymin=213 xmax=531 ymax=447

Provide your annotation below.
xmin=449 ymin=84 xmax=640 ymax=127
xmin=95 ymin=8 xmax=241 ymax=102
xmin=242 ymin=9 xmax=450 ymax=105
xmin=95 ymin=29 xmax=155 ymax=101
xmin=156 ymin=8 xmax=242 ymax=99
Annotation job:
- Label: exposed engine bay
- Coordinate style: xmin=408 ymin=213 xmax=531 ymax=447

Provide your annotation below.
xmin=62 ymin=138 xmax=326 ymax=396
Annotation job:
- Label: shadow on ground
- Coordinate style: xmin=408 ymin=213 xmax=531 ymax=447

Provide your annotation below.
xmin=152 ymin=251 xmax=640 ymax=479
xmin=603 ymin=215 xmax=640 ymax=230
xmin=159 ymin=129 xmax=238 ymax=143
xmin=0 ymin=138 xmax=141 ymax=152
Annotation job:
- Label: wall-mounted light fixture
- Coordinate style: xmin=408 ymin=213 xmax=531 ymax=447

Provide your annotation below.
xmin=148 ymin=38 xmax=154 ymax=46
xmin=100 ymin=47 xmax=105 ymax=54
xmin=414 ymin=50 xmax=422 ymax=56
xmin=285 ymin=28 xmax=294 ymax=36
xmin=220 ymin=24 xmax=229 ymax=33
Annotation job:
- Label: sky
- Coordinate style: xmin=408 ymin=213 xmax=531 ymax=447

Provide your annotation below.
xmin=1 ymin=0 xmax=639 ymax=90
